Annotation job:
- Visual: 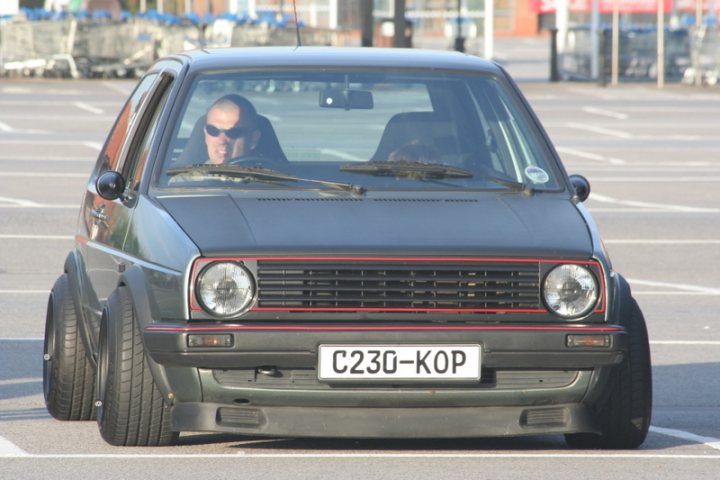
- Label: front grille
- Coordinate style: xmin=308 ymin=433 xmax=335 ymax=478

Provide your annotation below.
xmin=255 ymin=259 xmax=541 ymax=311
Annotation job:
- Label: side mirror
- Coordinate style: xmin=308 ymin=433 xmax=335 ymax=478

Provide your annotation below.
xmin=569 ymin=174 xmax=591 ymax=202
xmin=96 ymin=171 xmax=126 ymax=201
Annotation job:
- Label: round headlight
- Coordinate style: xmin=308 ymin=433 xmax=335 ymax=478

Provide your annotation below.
xmin=196 ymin=262 xmax=255 ymax=317
xmin=542 ymin=264 xmax=599 ymax=318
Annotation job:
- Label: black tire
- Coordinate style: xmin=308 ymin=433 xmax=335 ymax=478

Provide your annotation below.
xmin=43 ymin=274 xmax=96 ymax=421
xmin=565 ymin=297 xmax=652 ymax=449
xmin=96 ymin=286 xmax=178 ymax=446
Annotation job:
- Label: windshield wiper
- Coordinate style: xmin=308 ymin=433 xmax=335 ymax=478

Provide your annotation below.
xmin=340 ymin=161 xmax=474 ymax=180
xmin=166 ymin=164 xmax=365 ymax=195
xmin=481 ymin=174 xmax=529 ymax=192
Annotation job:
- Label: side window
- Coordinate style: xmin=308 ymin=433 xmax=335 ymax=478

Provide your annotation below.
xmin=95 ymin=74 xmax=158 ymax=173
xmin=123 ymin=75 xmax=173 ymax=191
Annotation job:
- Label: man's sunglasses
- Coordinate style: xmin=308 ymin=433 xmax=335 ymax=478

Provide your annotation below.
xmin=205 ymin=124 xmax=251 ymax=139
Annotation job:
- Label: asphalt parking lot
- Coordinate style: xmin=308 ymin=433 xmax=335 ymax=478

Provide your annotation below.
xmin=0 ymin=73 xmax=719 ymax=479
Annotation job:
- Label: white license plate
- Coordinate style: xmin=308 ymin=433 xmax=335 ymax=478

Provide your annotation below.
xmin=318 ymin=344 xmax=481 ymax=381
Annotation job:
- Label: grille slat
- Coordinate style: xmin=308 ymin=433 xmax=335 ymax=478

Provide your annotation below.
xmin=259 ymin=273 xmax=537 ymax=283
xmin=255 ymin=259 xmax=542 ymax=311
xmin=260 ymin=263 xmax=539 ymax=273
xmin=259 ymin=285 xmax=539 ymax=294
xmin=259 ymin=293 xmax=539 ymax=303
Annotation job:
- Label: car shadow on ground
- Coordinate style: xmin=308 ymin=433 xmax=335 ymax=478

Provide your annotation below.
xmin=178 ymin=433 xmax=570 ymax=451
xmin=176 ymin=430 xmax=693 ymax=452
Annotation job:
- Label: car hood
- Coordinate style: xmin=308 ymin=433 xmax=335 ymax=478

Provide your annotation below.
xmin=157 ymin=193 xmax=592 ymax=258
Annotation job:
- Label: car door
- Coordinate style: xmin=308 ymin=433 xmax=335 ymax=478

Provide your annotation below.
xmin=78 ymin=72 xmax=172 ymax=341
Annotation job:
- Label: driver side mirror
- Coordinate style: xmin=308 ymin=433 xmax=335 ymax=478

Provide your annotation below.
xmin=96 ymin=171 xmax=127 ymax=201
xmin=569 ymin=174 xmax=591 ymax=202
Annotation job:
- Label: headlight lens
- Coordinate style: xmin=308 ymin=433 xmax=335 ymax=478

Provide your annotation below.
xmin=196 ymin=262 xmax=255 ymax=317
xmin=542 ymin=264 xmax=599 ymax=318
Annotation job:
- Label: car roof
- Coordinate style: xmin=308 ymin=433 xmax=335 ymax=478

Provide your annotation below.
xmin=168 ymin=47 xmax=504 ymax=76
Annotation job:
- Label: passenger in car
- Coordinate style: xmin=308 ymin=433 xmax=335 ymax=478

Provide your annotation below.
xmin=204 ymin=94 xmax=262 ymax=164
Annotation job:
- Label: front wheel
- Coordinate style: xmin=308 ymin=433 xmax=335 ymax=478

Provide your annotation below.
xmin=96 ymin=286 xmax=178 ymax=446
xmin=565 ymin=297 xmax=652 ymax=449
xmin=43 ymin=274 xmax=96 ymax=421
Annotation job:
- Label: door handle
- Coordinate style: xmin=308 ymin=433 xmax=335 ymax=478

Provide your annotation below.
xmin=91 ymin=206 xmax=108 ymax=222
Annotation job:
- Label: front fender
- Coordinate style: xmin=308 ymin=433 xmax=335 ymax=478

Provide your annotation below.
xmin=607 ymin=273 xmax=634 ymax=328
xmin=116 ymin=266 xmax=201 ymax=404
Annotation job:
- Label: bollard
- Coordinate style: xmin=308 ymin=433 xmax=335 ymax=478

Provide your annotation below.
xmin=549 ymin=28 xmax=560 ymax=82
xmin=597 ymin=29 xmax=607 ymax=87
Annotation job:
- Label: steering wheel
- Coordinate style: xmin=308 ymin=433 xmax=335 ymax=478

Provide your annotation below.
xmin=227 ymin=155 xmax=280 ymax=168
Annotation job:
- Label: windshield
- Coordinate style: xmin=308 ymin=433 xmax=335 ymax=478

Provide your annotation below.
xmin=157 ymin=69 xmax=561 ymax=193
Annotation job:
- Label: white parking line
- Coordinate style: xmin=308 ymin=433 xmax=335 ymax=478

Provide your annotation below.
xmin=0 ymin=377 xmax=42 ymax=387
xmin=0 ymin=205 xmax=77 ymax=209
xmin=0 ymin=451 xmax=718 ymax=460
xmin=556 ymin=147 xmax=626 ymax=165
xmin=0 ymin=155 xmax=93 ymax=162
xmin=101 ymin=81 xmax=133 ymax=96
xmin=0 ymin=291 xmax=49 ymax=295
xmin=589 ymin=177 xmax=720 ymax=182
xmin=0 ymin=139 xmax=101 ymax=147
xmin=0 ymin=123 xmax=50 ymax=135
xmin=73 ymin=102 xmax=104 ymax=115
xmin=582 ymin=106 xmax=629 ymax=120
xmin=627 ymin=279 xmax=720 ymax=296
xmin=82 ymin=142 xmax=103 ymax=151
xmin=650 ymin=427 xmax=720 ymax=451
xmin=0 ymin=171 xmax=87 ymax=178
xmin=0 ymin=337 xmax=44 ymax=341
xmin=0 ymin=87 xmax=32 ymax=94
xmin=0 ymin=196 xmax=42 ymax=207
xmin=0 ymin=234 xmax=73 ymax=240
xmin=0 ymin=196 xmax=77 ymax=209
xmin=590 ymin=193 xmax=720 ymax=213
xmin=0 ymin=435 xmax=29 ymax=457
xmin=634 ymin=292 xmax=720 ymax=296
xmin=604 ymin=239 xmax=720 ymax=245
xmin=565 ymin=123 xmax=633 ymax=139
xmin=580 ymin=161 xmax=713 ymax=167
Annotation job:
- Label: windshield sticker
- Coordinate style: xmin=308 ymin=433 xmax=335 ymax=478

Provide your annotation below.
xmin=524 ymin=166 xmax=549 ymax=184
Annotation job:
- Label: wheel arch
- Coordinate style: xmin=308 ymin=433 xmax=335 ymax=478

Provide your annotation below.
xmin=63 ymin=251 xmax=98 ymax=365
xmin=108 ymin=266 xmax=177 ymax=406
xmin=608 ymin=272 xmax=635 ymax=328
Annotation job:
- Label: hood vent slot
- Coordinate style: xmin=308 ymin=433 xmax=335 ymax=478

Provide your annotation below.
xmin=256 ymin=197 xmax=363 ymax=202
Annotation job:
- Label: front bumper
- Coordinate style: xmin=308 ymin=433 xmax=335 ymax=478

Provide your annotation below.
xmin=142 ymin=323 xmax=625 ymax=437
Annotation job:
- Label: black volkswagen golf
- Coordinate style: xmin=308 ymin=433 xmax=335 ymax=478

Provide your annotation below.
xmin=43 ymin=47 xmax=651 ymax=448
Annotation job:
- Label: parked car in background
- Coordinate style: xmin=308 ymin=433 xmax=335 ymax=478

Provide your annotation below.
xmin=43 ymin=47 xmax=651 ymax=448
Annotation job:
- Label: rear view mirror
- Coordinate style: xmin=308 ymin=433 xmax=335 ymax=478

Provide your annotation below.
xmin=319 ymin=88 xmax=374 ymax=110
